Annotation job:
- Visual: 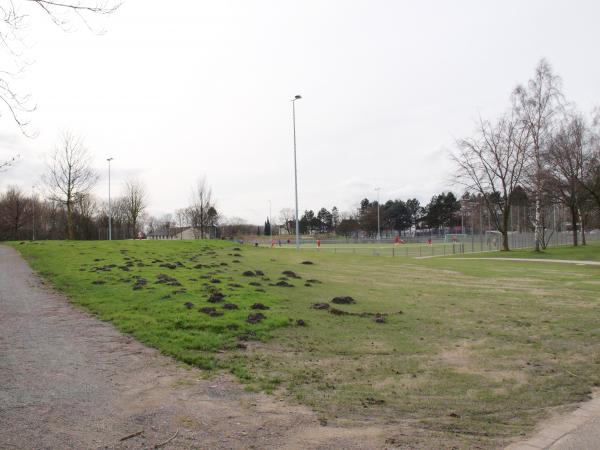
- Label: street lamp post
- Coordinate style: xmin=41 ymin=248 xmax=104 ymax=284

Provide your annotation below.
xmin=375 ymin=187 xmax=381 ymax=240
xmin=31 ymin=185 xmax=36 ymax=241
xmin=291 ymin=94 xmax=302 ymax=250
xmin=107 ymin=157 xmax=113 ymax=240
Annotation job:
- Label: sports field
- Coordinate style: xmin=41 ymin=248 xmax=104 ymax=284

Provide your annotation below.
xmin=11 ymin=240 xmax=600 ymax=447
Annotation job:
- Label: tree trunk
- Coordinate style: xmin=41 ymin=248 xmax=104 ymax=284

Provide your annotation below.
xmin=579 ymin=207 xmax=586 ymax=245
xmin=534 ymin=194 xmax=541 ymax=251
xmin=66 ymin=201 xmax=74 ymax=240
xmin=501 ymin=206 xmax=510 ymax=251
xmin=570 ymin=207 xmax=578 ymax=247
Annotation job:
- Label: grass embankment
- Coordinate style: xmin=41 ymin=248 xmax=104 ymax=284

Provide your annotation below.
xmin=11 ymin=240 xmax=600 ymax=447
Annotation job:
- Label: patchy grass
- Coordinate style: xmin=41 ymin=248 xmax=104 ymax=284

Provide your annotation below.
xmin=11 ymin=239 xmax=600 ymax=447
xmin=459 ymin=240 xmax=600 ymax=261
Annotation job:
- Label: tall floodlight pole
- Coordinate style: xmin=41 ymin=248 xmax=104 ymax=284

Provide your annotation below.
xmin=375 ymin=187 xmax=381 ymax=240
xmin=291 ymin=94 xmax=302 ymax=250
xmin=31 ymin=185 xmax=36 ymax=241
xmin=107 ymin=157 xmax=113 ymax=240
xmin=268 ymin=200 xmax=272 ymax=237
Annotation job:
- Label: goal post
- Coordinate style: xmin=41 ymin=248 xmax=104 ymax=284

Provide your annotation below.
xmin=485 ymin=230 xmax=502 ymax=250
xmin=444 ymin=233 xmax=467 ymax=243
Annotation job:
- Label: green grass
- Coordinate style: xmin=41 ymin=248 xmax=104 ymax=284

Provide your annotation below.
xmin=463 ymin=241 xmax=600 ymax=261
xmin=10 ymin=239 xmax=600 ymax=447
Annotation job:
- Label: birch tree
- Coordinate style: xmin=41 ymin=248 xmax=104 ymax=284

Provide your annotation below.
xmin=512 ymin=59 xmax=563 ymax=251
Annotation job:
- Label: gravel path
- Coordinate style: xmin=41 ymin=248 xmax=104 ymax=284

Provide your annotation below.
xmin=0 ymin=245 xmax=385 ymax=449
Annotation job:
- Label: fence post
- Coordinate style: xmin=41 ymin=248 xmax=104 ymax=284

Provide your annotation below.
xmin=392 ymin=247 xmax=395 ymax=257
xmin=419 ymin=246 xmax=422 ymax=257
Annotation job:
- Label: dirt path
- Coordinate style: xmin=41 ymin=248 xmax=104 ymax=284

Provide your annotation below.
xmin=506 ymin=391 xmax=600 ymax=450
xmin=0 ymin=246 xmax=387 ymax=449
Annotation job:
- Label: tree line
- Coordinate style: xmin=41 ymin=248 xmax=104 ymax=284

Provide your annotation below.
xmin=454 ymin=59 xmax=600 ymax=250
xmin=279 ymin=192 xmax=460 ymax=239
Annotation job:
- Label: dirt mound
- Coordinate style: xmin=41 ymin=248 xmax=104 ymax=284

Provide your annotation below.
xmin=306 ymin=279 xmax=321 ymax=284
xmin=91 ymin=280 xmax=105 ymax=285
xmin=255 ymin=270 xmax=265 ymax=276
xmin=200 ymin=307 xmax=223 ymax=317
xmin=274 ymin=280 xmax=294 ymax=287
xmin=184 ymin=302 xmax=194 ymax=309
xmin=311 ymin=303 xmax=330 ymax=310
xmin=247 ymin=313 xmax=266 ymax=324
xmin=282 ymin=270 xmax=301 ymax=279
xmin=242 ymin=271 xmax=255 ymax=277
xmin=159 ymin=263 xmax=177 ymax=270
xmin=248 ymin=281 xmax=261 ymax=286
xmin=374 ymin=313 xmax=386 ymax=323
xmin=155 ymin=274 xmax=181 ymax=286
xmin=332 ymin=296 xmax=355 ymax=305
xmin=132 ymin=277 xmax=148 ymax=290
xmin=208 ymin=292 xmax=225 ymax=303
xmin=329 ymin=308 xmax=348 ymax=316
xmin=251 ymin=303 xmax=269 ymax=310
xmin=222 ymin=303 xmax=239 ymax=310
xmin=301 ymin=260 xmax=314 ymax=265
xmin=296 ymin=319 xmax=306 ymax=326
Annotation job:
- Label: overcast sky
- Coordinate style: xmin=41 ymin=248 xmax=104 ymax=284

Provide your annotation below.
xmin=1 ymin=0 xmax=599 ymax=224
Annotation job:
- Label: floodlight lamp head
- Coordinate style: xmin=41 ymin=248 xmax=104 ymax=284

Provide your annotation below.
xmin=294 ymin=95 xmax=302 ymax=100
xmin=107 ymin=157 xmax=113 ymax=162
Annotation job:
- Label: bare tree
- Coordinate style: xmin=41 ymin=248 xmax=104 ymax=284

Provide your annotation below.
xmin=0 ymin=154 xmax=19 ymax=173
xmin=0 ymin=1 xmax=120 ymax=133
xmin=188 ymin=177 xmax=215 ymax=239
xmin=512 ymin=59 xmax=563 ymax=251
xmin=123 ymin=179 xmax=147 ymax=238
xmin=0 ymin=186 xmax=31 ymax=240
xmin=44 ymin=132 xmax=98 ymax=239
xmin=578 ymin=109 xmax=600 ymax=211
xmin=546 ymin=114 xmax=587 ymax=246
xmin=279 ymin=208 xmax=294 ymax=234
xmin=454 ymin=114 xmax=530 ymax=251
xmin=175 ymin=208 xmax=188 ymax=240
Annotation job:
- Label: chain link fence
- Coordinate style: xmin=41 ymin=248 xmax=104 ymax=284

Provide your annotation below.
xmin=274 ymin=231 xmax=600 ymax=257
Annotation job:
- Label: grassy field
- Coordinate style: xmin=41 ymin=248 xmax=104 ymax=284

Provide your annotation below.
xmin=10 ymin=240 xmax=600 ymax=447
xmin=462 ymin=243 xmax=600 ymax=261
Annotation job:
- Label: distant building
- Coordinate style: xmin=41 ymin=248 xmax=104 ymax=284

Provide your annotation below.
xmin=146 ymin=226 xmax=195 ymax=240
xmin=146 ymin=226 xmax=218 ymax=240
